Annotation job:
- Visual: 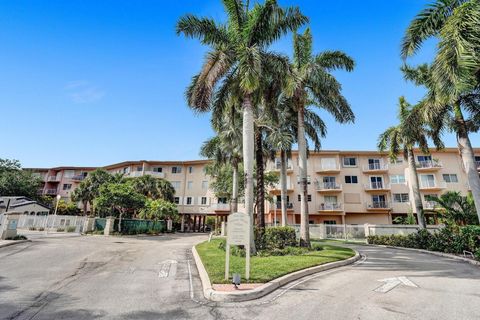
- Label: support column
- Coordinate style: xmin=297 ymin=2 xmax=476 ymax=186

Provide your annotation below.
xmin=202 ymin=216 xmax=206 ymax=232
xmin=193 ymin=215 xmax=197 ymax=233
xmin=180 ymin=214 xmax=185 ymax=232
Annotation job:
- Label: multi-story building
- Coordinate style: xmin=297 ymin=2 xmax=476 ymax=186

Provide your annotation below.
xmin=26 ymin=147 xmax=479 ymax=229
xmin=265 ymin=148 xmax=477 ymax=225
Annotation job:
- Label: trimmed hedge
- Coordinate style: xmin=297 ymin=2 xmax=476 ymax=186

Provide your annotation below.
xmin=255 ymin=226 xmax=297 ymax=251
xmin=367 ymin=226 xmax=480 ymax=261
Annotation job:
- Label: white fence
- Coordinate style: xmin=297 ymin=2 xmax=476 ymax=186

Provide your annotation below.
xmin=17 ymin=215 xmax=87 ymax=232
xmin=364 ymin=224 xmax=442 ymax=236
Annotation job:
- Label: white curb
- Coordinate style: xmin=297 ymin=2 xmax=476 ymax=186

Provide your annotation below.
xmin=192 ymin=245 xmax=360 ymax=302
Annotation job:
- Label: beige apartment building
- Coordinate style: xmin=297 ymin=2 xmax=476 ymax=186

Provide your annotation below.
xmin=27 ymin=147 xmax=480 ymax=228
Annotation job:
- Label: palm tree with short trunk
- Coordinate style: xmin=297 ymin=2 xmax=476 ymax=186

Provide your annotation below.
xmin=378 ymin=97 xmax=443 ymax=228
xmin=177 ymin=0 xmax=307 ymax=250
xmin=286 ymin=28 xmax=355 ymax=246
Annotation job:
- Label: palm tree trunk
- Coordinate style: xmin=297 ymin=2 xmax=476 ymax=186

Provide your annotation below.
xmin=454 ymin=103 xmax=480 ymax=222
xmin=118 ymin=211 xmax=123 ymax=233
xmin=231 ymin=160 xmax=239 ymax=213
xmin=297 ymin=105 xmax=310 ymax=247
xmin=255 ymin=128 xmax=265 ymax=231
xmin=407 ymin=147 xmax=426 ymax=229
xmin=83 ymin=200 xmax=88 ymax=216
xmin=280 ymin=150 xmax=288 ymax=226
xmin=242 ymin=94 xmax=256 ymax=253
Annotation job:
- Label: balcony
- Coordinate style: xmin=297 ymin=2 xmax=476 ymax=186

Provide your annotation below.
xmin=424 ymin=201 xmax=438 ymax=210
xmin=270 ymin=182 xmax=294 ymax=194
xmin=416 ymin=160 xmax=442 ymax=171
xmin=315 ymin=182 xmax=342 ymax=193
xmin=47 ymin=176 xmax=60 ymax=182
xmin=476 ymin=160 xmax=480 ymax=171
xmin=362 ymin=163 xmax=388 ymax=173
xmin=316 ymin=163 xmax=341 ymax=174
xmin=210 ymin=203 xmax=230 ymax=212
xmin=366 ymin=201 xmax=391 ymax=211
xmin=419 ymin=181 xmax=447 ymax=191
xmin=364 ymin=182 xmax=391 ymax=192
xmin=318 ymin=203 xmax=343 ymax=212
xmin=72 ymin=175 xmax=86 ymax=182
xmin=45 ymin=189 xmax=58 ymax=195
xmin=273 ymin=202 xmax=294 ymax=210
xmin=268 ymin=161 xmax=293 ymax=173
xmin=148 ymin=171 xmax=166 ymax=178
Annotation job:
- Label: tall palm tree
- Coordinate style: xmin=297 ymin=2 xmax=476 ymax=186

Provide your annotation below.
xmin=402 ymin=1 xmax=480 ymax=222
xmin=402 ymin=63 xmax=480 ymax=223
xmin=129 ymin=175 xmax=175 ymax=202
xmin=177 ymin=0 xmax=307 ymax=249
xmin=286 ymin=28 xmax=355 ymax=247
xmin=378 ymin=97 xmax=442 ymax=228
xmin=71 ymin=182 xmax=92 ymax=216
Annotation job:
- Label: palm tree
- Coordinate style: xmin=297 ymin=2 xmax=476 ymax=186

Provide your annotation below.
xmin=402 ymin=63 xmax=480 ymax=223
xmin=426 ymin=191 xmax=479 ymax=226
xmin=71 ymin=182 xmax=92 ymax=216
xmin=129 ymin=175 xmax=175 ymax=202
xmin=177 ymin=0 xmax=307 ymax=249
xmin=378 ymin=97 xmax=442 ymax=228
xmin=286 ymin=28 xmax=355 ymax=246
xmin=402 ymin=1 xmax=480 ymax=222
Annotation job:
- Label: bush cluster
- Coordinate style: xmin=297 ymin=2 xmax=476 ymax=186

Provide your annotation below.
xmin=255 ymin=226 xmax=297 ymax=251
xmin=367 ymin=226 xmax=480 ymax=261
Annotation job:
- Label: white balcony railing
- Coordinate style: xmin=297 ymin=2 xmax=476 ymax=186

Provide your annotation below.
xmin=210 ymin=203 xmax=230 ymax=211
xmin=315 ymin=182 xmax=342 ymax=191
xmin=274 ymin=202 xmax=294 ymax=210
xmin=319 ymin=203 xmax=343 ymax=211
xmin=47 ymin=176 xmax=60 ymax=182
xmin=364 ymin=182 xmax=390 ymax=190
xmin=420 ymin=181 xmax=447 ymax=189
xmin=317 ymin=163 xmax=341 ymax=171
xmin=367 ymin=201 xmax=391 ymax=209
xmin=416 ymin=160 xmax=442 ymax=169
xmin=45 ymin=189 xmax=58 ymax=195
xmin=363 ymin=163 xmax=388 ymax=171
xmin=424 ymin=201 xmax=438 ymax=210
xmin=271 ymin=161 xmax=293 ymax=171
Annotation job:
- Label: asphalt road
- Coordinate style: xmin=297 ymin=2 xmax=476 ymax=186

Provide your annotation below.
xmin=0 ymin=233 xmax=479 ymax=320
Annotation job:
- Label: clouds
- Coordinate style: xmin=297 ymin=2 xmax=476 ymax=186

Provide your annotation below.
xmin=65 ymin=80 xmax=105 ymax=104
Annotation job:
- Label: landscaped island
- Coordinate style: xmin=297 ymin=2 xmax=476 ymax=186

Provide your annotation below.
xmin=196 ymin=238 xmax=355 ymax=284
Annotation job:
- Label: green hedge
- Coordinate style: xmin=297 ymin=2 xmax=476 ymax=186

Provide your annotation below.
xmin=117 ymin=219 xmax=166 ymax=235
xmin=255 ymin=226 xmax=297 ymax=251
xmin=367 ymin=226 xmax=480 ymax=261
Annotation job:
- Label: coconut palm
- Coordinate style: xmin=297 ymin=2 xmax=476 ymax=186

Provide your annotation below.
xmin=378 ymin=97 xmax=442 ymax=228
xmin=177 ymin=0 xmax=307 ymax=249
xmin=285 ymin=28 xmax=355 ymax=246
xmin=129 ymin=175 xmax=175 ymax=202
xmin=402 ymin=63 xmax=480 ymax=223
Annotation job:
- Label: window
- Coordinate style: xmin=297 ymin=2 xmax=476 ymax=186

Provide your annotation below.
xmin=171 ymin=181 xmax=181 ymax=190
xmin=324 ymin=220 xmax=337 ymax=225
xmin=390 ymin=174 xmax=406 ymax=184
xmin=370 ymin=176 xmax=383 ymax=189
xmin=298 ymin=194 xmax=301 ymax=201
xmin=417 ymin=155 xmax=432 ymax=162
xmin=64 ymin=170 xmax=74 ymax=178
xmin=171 ymin=166 xmax=182 ymax=174
xmin=393 ymin=193 xmax=409 ymax=203
xmin=372 ymin=194 xmax=386 ymax=205
xmin=153 ymin=167 xmax=162 ymax=173
xmin=324 ymin=195 xmax=338 ymax=204
xmin=136 ymin=166 xmax=143 ymax=172
xmin=62 ymin=184 xmax=72 ymax=191
xmin=321 ymin=158 xmax=337 ymax=170
xmin=174 ymin=197 xmax=180 ymax=204
xmin=186 ymin=197 xmax=193 ymax=205
xmin=391 ymin=158 xmax=403 ymax=164
xmin=188 ymin=166 xmax=193 ymax=174
xmin=367 ymin=158 xmax=381 ymax=170
xmin=420 ymin=174 xmax=435 ymax=187
xmin=296 ymin=175 xmax=311 ymax=184
xmin=202 ymin=181 xmax=208 ymax=190
xmin=123 ymin=167 xmax=130 ymax=174
xmin=201 ymin=197 xmax=207 ymax=205
xmin=187 ymin=181 xmax=193 ymax=189
xmin=218 ymin=197 xmax=228 ymax=204
xmin=343 ymin=157 xmax=357 ymax=167
xmin=345 ymin=175 xmax=358 ymax=184
xmin=443 ymin=174 xmax=458 ymax=183
xmin=307 ymin=194 xmax=312 ymax=202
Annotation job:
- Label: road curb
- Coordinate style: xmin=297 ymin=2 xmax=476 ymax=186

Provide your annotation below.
xmin=0 ymin=239 xmax=31 ymax=249
xmin=368 ymin=244 xmax=480 ymax=267
xmin=192 ymin=245 xmax=361 ymax=302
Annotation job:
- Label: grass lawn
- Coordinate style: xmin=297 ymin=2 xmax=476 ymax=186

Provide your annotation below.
xmin=196 ymin=238 xmax=355 ymax=284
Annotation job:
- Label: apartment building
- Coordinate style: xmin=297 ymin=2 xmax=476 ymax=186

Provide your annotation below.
xmin=265 ymin=148 xmax=478 ymax=225
xmin=26 ymin=147 xmax=479 ymax=228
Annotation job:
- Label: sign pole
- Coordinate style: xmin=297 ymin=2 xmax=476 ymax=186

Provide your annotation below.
xmin=225 ymin=243 xmax=230 ymax=280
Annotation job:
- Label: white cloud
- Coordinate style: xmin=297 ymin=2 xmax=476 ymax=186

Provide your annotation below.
xmin=65 ymin=80 xmax=105 ymax=104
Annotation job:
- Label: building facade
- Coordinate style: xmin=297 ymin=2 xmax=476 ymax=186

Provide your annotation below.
xmin=26 ymin=148 xmax=480 ymax=227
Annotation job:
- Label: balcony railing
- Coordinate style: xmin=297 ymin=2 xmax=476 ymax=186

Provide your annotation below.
xmin=45 ymin=189 xmax=58 ymax=195
xmin=210 ymin=203 xmax=230 ymax=211
xmin=363 ymin=163 xmax=388 ymax=171
xmin=315 ymin=182 xmax=342 ymax=191
xmin=367 ymin=201 xmax=391 ymax=209
xmin=274 ymin=202 xmax=294 ymax=210
xmin=416 ymin=160 xmax=442 ymax=169
xmin=317 ymin=163 xmax=341 ymax=172
xmin=47 ymin=176 xmax=60 ymax=182
xmin=424 ymin=201 xmax=438 ymax=210
xmin=271 ymin=162 xmax=293 ymax=171
xmin=420 ymin=181 xmax=447 ymax=189
xmin=72 ymin=175 xmax=86 ymax=181
xmin=319 ymin=203 xmax=343 ymax=211
xmin=364 ymin=182 xmax=390 ymax=190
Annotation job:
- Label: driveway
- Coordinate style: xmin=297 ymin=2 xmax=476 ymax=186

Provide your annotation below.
xmin=0 ymin=235 xmax=479 ymax=320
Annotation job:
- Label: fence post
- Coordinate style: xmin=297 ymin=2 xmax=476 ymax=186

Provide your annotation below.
xmin=364 ymin=223 xmax=370 ymax=238
xmin=104 ymin=216 xmax=115 ymax=236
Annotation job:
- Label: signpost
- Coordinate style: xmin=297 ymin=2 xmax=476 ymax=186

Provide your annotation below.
xmin=225 ymin=212 xmax=251 ymax=281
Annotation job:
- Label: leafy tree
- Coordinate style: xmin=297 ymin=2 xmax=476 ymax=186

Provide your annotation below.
xmin=139 ymin=199 xmax=178 ymax=222
xmin=177 ymin=0 xmax=308 ymax=251
xmin=378 ymin=96 xmax=442 ymax=229
xmin=285 ymin=28 xmax=355 ymax=246
xmin=0 ymin=158 xmax=42 ymax=199
xmin=426 ymin=191 xmax=479 ymax=226
xmin=55 ymin=199 xmax=81 ymax=216
xmin=71 ymin=182 xmax=91 ymax=215
xmin=73 ymin=169 xmax=115 ymax=216
xmin=94 ymin=183 xmax=146 ymax=232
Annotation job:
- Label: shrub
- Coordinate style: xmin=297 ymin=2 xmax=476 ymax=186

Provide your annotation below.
xmin=28 ymin=227 xmax=37 ymax=231
xmin=66 ymin=226 xmax=76 ymax=233
xmin=38 ymin=227 xmax=45 ymax=231
xmin=6 ymin=235 xmax=27 ymax=240
xmin=262 ymin=227 xmax=297 ymax=250
xmin=56 ymin=228 xmax=65 ymax=232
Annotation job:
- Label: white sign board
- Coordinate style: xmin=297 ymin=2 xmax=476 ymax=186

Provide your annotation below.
xmin=225 ymin=212 xmax=251 ymax=281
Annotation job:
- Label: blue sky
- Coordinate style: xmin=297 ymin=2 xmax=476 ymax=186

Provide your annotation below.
xmin=0 ymin=0 xmax=476 ymax=168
